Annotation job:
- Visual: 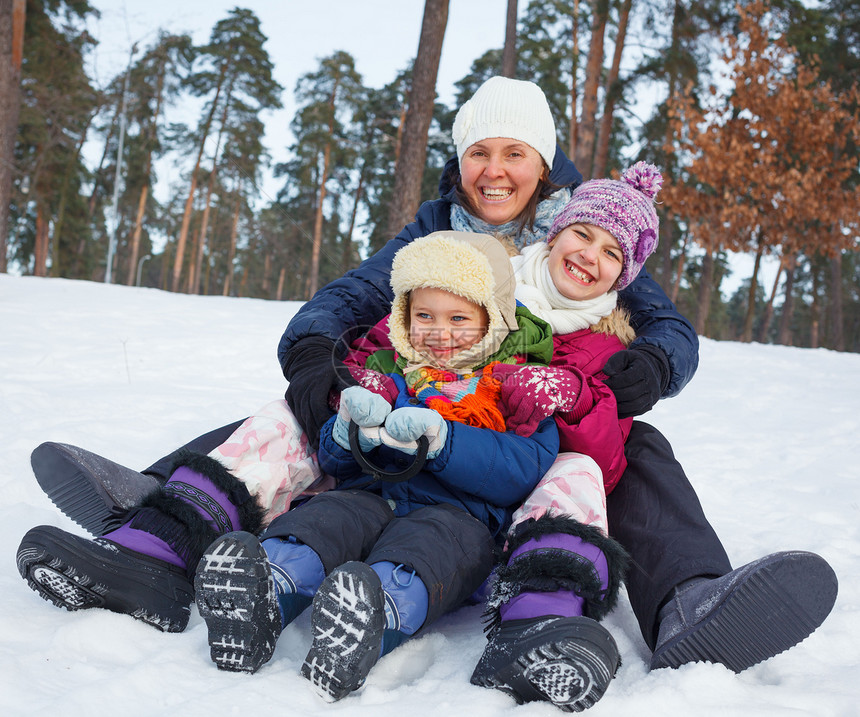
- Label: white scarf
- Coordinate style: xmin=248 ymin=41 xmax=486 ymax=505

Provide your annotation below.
xmin=511 ymin=242 xmax=618 ymax=335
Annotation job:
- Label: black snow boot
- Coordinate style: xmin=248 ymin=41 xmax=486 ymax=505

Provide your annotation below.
xmin=194 ymin=531 xmax=284 ymax=673
xmin=301 ymin=561 xmax=386 ymax=702
xmin=31 ymin=442 xmax=163 ymax=535
xmin=16 ymin=524 xmax=195 ymax=632
xmin=17 ymin=451 xmax=265 ymax=632
xmin=650 ymin=550 xmax=838 ymax=672
xmin=471 ymin=515 xmax=628 ymax=712
xmin=471 ymin=615 xmax=620 ymax=713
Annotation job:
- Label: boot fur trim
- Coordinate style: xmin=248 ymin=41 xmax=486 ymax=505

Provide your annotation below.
xmin=485 ymin=515 xmax=629 ymax=628
xmin=127 ymin=498 xmax=218 ymax=576
xmin=169 ymin=450 xmax=266 ymax=536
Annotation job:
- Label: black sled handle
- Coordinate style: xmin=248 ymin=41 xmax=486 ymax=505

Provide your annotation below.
xmin=348 ymin=420 xmax=429 ymax=483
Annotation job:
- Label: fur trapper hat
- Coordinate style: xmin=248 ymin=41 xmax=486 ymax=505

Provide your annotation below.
xmin=389 ymin=231 xmax=518 ymax=372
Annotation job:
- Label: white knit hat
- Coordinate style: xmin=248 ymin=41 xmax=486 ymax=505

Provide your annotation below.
xmin=452 ymin=76 xmax=557 ymax=169
xmin=388 ymin=231 xmax=519 ymax=372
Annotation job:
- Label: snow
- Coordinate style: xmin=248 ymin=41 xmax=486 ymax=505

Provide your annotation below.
xmin=1 ymin=274 xmax=858 ymax=717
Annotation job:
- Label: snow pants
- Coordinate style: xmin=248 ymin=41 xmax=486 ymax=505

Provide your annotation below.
xmin=263 ymin=490 xmax=496 ymax=628
xmin=143 ymin=412 xmax=734 ymax=651
xmin=606 ymin=421 xmax=732 ymax=649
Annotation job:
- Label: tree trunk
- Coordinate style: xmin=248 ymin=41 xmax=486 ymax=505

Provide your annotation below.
xmin=308 ymin=117 xmax=333 ymax=298
xmin=262 ymin=252 xmax=271 ymax=293
xmin=657 ymin=209 xmax=674 ymax=288
xmin=87 ymin=106 xmax=117 ymax=219
xmin=33 ymin=201 xmax=49 ymax=276
xmin=276 ymin=266 xmax=285 ymax=301
xmin=222 ymin=192 xmax=241 ymax=297
xmin=776 ymin=255 xmax=797 ymax=346
xmin=50 ymin=118 xmax=93 ymax=278
xmin=126 ymin=184 xmax=148 ymax=285
xmin=694 ymin=247 xmax=714 ymax=336
xmin=0 ymin=0 xmax=25 ymax=273
xmin=592 ymin=0 xmax=631 ymax=178
xmin=501 ymin=0 xmax=518 ymax=77
xmin=171 ymin=62 xmax=225 ymax=292
xmin=757 ymin=255 xmax=785 ymax=343
xmin=829 ymin=252 xmax=844 ymax=351
xmin=126 ymin=61 xmax=166 ymax=286
xmin=741 ymin=245 xmax=763 ymax=342
xmin=189 ymin=169 xmax=216 ymax=294
xmin=385 ymin=0 xmax=448 ymax=239
xmin=343 ymin=165 xmax=364 ymax=275
xmin=568 ymin=0 xmax=580 ymax=160
xmin=574 ymin=0 xmax=608 ymax=178
xmin=189 ymin=88 xmax=230 ymax=294
xmin=670 ymin=233 xmax=688 ymax=303
xmin=810 ymin=267 xmax=820 ymax=348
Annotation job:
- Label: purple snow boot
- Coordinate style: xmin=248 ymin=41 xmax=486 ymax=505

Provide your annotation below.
xmin=17 ymin=451 xmax=265 ymax=632
xmin=471 ymin=516 xmax=628 ymax=713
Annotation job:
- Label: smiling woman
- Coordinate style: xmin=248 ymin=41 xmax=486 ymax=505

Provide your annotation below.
xmin=458 ymin=139 xmax=546 ymax=226
xmin=451 ymin=75 xmax=560 ymax=231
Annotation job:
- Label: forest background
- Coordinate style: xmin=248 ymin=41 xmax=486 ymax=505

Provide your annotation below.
xmin=0 ymin=0 xmax=858 ymax=351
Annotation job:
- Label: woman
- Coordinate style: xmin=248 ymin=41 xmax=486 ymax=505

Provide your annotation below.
xmin=22 ymin=76 xmax=836 ymax=712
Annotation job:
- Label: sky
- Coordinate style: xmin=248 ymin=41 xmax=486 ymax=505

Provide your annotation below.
xmin=2 ymin=273 xmax=859 ymax=716
xmin=82 ymin=0 xmax=514 ymax=203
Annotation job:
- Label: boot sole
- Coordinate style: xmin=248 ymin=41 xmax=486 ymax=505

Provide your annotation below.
xmin=301 ymin=561 xmax=384 ymax=702
xmin=32 ymin=442 xmax=162 ymax=535
xmin=16 ymin=525 xmax=193 ymax=632
xmin=650 ymin=551 xmax=838 ymax=672
xmin=194 ymin=532 xmax=282 ymax=673
xmin=471 ymin=616 xmax=619 ymax=713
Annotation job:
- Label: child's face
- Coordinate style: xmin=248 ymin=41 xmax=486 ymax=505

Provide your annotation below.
xmin=408 ymin=287 xmax=489 ymax=367
xmin=459 ymin=138 xmax=545 ymax=226
xmin=547 ymin=223 xmax=624 ymax=301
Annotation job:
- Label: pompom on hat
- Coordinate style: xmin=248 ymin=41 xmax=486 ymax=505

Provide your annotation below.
xmin=546 ymin=162 xmax=663 ymax=290
xmin=452 ymin=76 xmax=557 ymax=169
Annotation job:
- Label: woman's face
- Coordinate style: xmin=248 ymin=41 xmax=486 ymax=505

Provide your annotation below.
xmin=408 ymin=287 xmax=489 ymax=367
xmin=460 ymin=138 xmax=545 ymax=226
xmin=547 ymin=223 xmax=624 ymax=301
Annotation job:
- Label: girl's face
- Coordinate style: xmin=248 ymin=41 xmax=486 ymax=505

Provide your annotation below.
xmin=547 ymin=223 xmax=624 ymax=301
xmin=459 ymin=138 xmax=545 ymax=226
xmin=408 ymin=287 xmax=489 ymax=367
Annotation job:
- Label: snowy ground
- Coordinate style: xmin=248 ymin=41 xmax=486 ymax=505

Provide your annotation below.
xmin=1 ymin=274 xmax=858 ymax=717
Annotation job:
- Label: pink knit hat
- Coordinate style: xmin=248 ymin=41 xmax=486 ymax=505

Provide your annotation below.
xmin=546 ymin=162 xmax=663 ymax=290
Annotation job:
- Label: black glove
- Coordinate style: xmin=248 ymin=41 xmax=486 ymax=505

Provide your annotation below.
xmin=602 ymin=344 xmax=671 ymax=419
xmin=283 ymin=336 xmax=358 ymax=449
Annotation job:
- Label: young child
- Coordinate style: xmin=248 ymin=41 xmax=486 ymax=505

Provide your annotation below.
xmin=470 ymin=162 xmax=664 ymax=711
xmin=194 ymin=231 xmax=565 ymax=701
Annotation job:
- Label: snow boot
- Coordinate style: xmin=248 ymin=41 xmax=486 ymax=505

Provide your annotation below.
xmin=301 ymin=561 xmax=387 ymax=702
xmin=473 ymin=615 xmax=620 ymax=713
xmin=374 ymin=561 xmax=429 ymax=656
xmin=471 ymin=516 xmax=628 ymax=713
xmin=17 ymin=451 xmax=265 ymax=632
xmin=195 ymin=532 xmax=324 ymax=673
xmin=650 ymin=550 xmax=838 ymax=673
xmin=31 ymin=441 xmax=162 ymax=535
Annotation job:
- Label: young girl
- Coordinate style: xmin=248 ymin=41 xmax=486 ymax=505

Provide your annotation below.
xmin=469 ymin=162 xmax=663 ymax=711
xmin=193 ymin=231 xmax=563 ymax=701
